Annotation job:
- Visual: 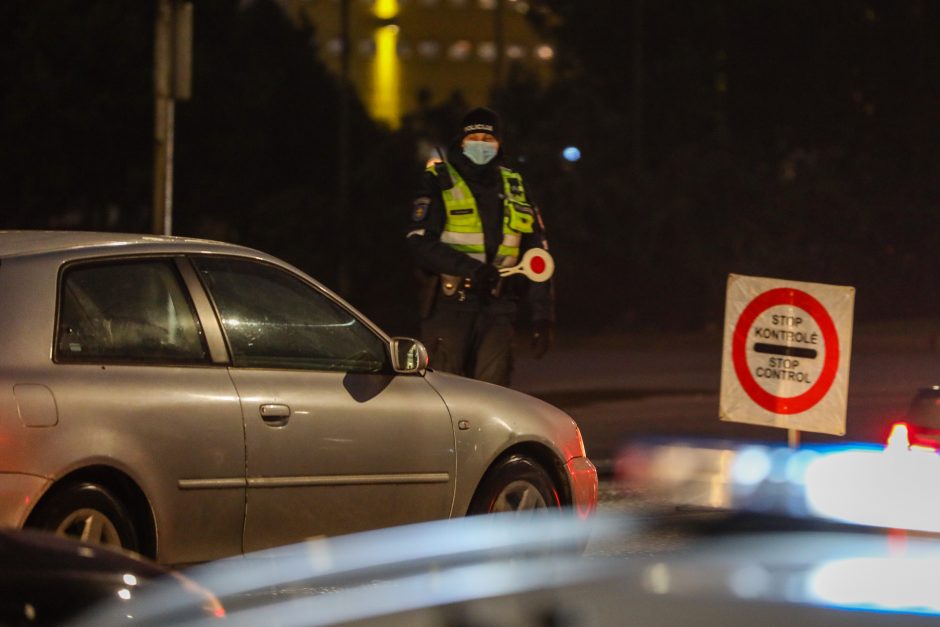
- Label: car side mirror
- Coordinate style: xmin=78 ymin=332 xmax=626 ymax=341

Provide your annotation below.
xmin=390 ymin=337 xmax=429 ymax=375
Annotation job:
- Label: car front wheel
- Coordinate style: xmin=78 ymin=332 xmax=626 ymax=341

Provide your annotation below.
xmin=26 ymin=482 xmax=139 ymax=552
xmin=468 ymin=454 xmax=561 ymax=515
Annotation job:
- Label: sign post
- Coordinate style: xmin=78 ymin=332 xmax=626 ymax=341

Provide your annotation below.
xmin=720 ymin=274 xmax=855 ymax=440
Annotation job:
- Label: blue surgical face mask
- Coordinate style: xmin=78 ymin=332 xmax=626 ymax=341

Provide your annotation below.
xmin=463 ymin=140 xmax=498 ymax=165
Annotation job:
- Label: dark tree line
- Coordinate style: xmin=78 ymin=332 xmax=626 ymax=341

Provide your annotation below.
xmin=3 ymin=0 xmax=940 ymax=334
xmin=498 ymin=0 xmax=940 ymax=330
xmin=1 ymin=0 xmax=421 ymax=332
xmin=1 ymin=1 xmax=154 ymax=230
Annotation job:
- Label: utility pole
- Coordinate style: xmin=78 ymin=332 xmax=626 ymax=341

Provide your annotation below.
xmin=153 ymin=0 xmax=193 ymax=236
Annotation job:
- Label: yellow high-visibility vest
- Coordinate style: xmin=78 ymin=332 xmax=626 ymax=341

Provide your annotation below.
xmin=428 ymin=163 xmax=535 ymax=268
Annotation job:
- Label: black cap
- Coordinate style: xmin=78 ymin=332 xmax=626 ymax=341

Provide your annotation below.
xmin=461 ymin=107 xmax=501 ymax=141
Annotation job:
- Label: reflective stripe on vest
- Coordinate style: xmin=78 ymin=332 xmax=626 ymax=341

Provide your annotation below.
xmin=428 ymin=163 xmax=534 ymax=268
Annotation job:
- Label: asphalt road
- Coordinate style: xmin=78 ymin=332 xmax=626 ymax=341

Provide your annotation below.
xmin=511 ymin=323 xmax=940 ymax=475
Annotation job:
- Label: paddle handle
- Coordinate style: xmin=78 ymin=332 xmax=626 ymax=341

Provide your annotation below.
xmin=498 ymin=265 xmax=525 ymax=277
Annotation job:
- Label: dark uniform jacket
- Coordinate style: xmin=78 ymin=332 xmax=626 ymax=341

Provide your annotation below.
xmin=406 ymin=143 xmax=554 ymax=322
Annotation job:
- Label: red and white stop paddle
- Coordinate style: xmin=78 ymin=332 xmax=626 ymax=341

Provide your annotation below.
xmin=498 ymin=248 xmax=554 ymax=282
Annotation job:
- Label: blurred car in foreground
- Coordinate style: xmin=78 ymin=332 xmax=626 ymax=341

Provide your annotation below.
xmin=0 ymin=528 xmax=221 ymax=625
xmin=74 ymin=440 xmax=940 ymax=626
xmin=0 ymin=231 xmax=596 ymax=564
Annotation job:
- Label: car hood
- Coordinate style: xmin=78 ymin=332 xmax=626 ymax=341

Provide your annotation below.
xmin=70 ymin=513 xmax=940 ymax=627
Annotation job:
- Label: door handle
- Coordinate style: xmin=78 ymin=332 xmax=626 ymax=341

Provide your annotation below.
xmin=259 ymin=403 xmax=291 ymax=426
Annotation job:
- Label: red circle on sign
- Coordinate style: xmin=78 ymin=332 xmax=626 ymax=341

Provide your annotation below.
xmin=731 ymin=288 xmax=839 ymax=415
xmin=530 ymin=255 xmax=546 ymax=275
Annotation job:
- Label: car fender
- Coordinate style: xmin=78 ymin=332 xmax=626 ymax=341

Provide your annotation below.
xmin=423 ymin=371 xmax=586 ymax=516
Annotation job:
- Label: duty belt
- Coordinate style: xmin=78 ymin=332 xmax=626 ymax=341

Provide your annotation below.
xmin=440 ymin=274 xmax=503 ymax=302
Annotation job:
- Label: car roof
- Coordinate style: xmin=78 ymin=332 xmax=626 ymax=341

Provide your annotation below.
xmin=0 ymin=230 xmax=266 ymax=261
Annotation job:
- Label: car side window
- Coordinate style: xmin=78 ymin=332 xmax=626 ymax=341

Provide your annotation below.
xmin=57 ymin=260 xmax=208 ymax=364
xmin=194 ymin=258 xmax=388 ymax=373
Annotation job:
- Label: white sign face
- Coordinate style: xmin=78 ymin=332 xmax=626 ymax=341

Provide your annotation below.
xmin=719 ymin=274 xmax=855 ymax=435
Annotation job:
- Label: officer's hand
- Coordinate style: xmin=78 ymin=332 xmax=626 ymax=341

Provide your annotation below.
xmin=472 ymin=264 xmax=501 ymax=295
xmin=531 ymin=319 xmax=554 ymax=359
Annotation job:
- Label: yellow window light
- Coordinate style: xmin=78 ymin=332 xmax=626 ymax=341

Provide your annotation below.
xmin=374 ymin=0 xmax=399 ymax=20
xmin=371 ymin=24 xmax=401 ymax=127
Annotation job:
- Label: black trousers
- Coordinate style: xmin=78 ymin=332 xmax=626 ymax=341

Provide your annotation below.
xmin=421 ymin=305 xmax=515 ymax=386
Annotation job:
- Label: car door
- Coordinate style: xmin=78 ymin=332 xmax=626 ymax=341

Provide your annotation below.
xmin=191 ymin=256 xmax=456 ymax=552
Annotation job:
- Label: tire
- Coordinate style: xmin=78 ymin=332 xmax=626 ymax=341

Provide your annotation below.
xmin=27 ymin=482 xmax=139 ymax=552
xmin=468 ymin=455 xmax=561 ymax=515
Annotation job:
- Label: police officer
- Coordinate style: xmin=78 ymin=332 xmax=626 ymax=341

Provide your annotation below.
xmin=406 ymin=107 xmax=554 ymax=386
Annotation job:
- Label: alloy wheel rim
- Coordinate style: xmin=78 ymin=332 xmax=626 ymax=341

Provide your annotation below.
xmin=491 ymin=479 xmax=547 ymax=512
xmin=56 ymin=508 xmax=122 ymax=547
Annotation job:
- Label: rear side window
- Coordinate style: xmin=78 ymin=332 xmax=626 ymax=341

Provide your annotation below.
xmin=56 ymin=259 xmax=208 ymax=364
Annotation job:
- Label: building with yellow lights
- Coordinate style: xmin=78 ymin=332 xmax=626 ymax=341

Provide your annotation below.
xmin=282 ymin=0 xmax=556 ymax=129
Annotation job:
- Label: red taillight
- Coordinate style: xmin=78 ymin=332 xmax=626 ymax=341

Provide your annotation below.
xmin=886 ymin=421 xmax=939 ymax=453
xmin=886 ymin=422 xmax=911 ymax=450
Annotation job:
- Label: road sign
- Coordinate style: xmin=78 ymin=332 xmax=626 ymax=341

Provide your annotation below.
xmin=720 ymin=274 xmax=855 ymax=435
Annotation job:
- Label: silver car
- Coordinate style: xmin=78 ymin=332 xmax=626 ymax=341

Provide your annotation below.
xmin=0 ymin=231 xmax=596 ymax=565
